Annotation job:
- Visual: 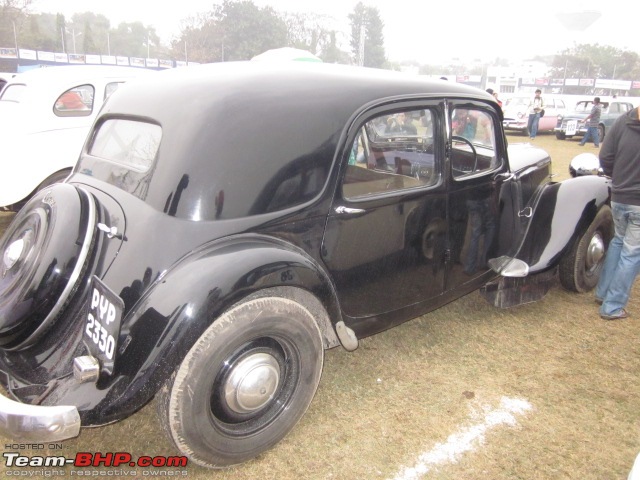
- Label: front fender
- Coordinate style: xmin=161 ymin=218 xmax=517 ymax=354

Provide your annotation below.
xmin=67 ymin=235 xmax=341 ymax=424
xmin=516 ymin=175 xmax=610 ymax=272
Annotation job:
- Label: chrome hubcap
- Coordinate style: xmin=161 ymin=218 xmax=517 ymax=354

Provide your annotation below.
xmin=3 ymin=238 xmax=24 ymax=270
xmin=586 ymin=233 xmax=605 ymax=271
xmin=224 ymin=352 xmax=281 ymax=414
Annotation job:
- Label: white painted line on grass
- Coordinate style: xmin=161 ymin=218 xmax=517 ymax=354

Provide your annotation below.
xmin=389 ymin=396 xmax=533 ymax=480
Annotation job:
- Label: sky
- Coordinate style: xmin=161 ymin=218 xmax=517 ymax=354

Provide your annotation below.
xmin=29 ymin=0 xmax=637 ymax=64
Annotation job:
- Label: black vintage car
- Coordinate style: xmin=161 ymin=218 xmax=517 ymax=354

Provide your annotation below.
xmin=0 ymin=62 xmax=612 ymax=467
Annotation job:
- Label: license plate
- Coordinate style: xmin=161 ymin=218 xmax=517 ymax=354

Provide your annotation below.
xmin=566 ymin=120 xmax=577 ymax=136
xmin=84 ymin=276 xmax=124 ymax=374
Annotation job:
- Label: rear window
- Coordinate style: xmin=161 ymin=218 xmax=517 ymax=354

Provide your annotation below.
xmin=54 ymin=85 xmax=94 ymax=117
xmin=89 ymin=119 xmax=161 ymax=172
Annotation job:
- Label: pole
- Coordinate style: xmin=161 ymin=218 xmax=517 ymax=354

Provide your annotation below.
xmin=107 ymin=32 xmax=110 ymax=56
xmin=184 ymin=41 xmax=188 ymax=64
xmin=61 ymin=27 xmax=65 ymax=53
xmin=12 ymin=21 xmax=18 ymax=51
xmin=358 ymin=24 xmax=365 ymax=66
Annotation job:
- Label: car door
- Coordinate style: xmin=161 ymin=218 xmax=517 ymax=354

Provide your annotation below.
xmin=321 ymin=102 xmax=447 ymax=326
xmin=446 ymin=100 xmax=513 ymax=291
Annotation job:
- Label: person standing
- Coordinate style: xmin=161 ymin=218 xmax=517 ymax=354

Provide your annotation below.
xmin=579 ymin=97 xmax=603 ymax=147
xmin=595 ymin=105 xmax=640 ymax=320
xmin=526 ymin=89 xmax=544 ymax=139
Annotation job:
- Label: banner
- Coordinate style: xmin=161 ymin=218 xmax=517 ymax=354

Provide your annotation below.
xmin=0 ymin=47 xmax=17 ymax=58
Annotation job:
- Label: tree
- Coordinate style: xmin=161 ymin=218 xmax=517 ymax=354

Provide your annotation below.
xmin=0 ymin=0 xmax=33 ymax=49
xmin=171 ymin=0 xmax=288 ymax=63
xmin=284 ymin=12 xmax=329 ymax=55
xmin=550 ymin=44 xmax=640 ymax=95
xmin=348 ymin=2 xmax=386 ymax=69
xmin=321 ymin=30 xmax=350 ymax=64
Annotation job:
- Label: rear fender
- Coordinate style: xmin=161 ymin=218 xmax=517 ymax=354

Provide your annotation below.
xmin=516 ymin=175 xmax=610 ymax=272
xmin=79 ymin=235 xmax=341 ymax=423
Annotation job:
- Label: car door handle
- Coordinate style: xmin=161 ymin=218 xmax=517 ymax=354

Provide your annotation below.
xmin=334 ymin=206 xmax=366 ymax=216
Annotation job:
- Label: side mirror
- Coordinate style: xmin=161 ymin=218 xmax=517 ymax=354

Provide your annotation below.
xmin=569 ymin=152 xmax=602 ymax=178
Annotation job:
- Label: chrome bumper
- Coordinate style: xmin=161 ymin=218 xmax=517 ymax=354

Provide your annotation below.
xmin=0 ymin=391 xmax=80 ymax=442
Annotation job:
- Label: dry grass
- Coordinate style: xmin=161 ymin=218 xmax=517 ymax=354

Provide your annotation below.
xmin=1 ymin=133 xmax=638 ymax=479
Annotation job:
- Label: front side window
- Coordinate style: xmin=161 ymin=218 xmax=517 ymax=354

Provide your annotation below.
xmin=451 ymin=108 xmax=499 ymax=179
xmin=54 ymin=84 xmax=94 ymax=116
xmin=89 ymin=119 xmax=161 ymax=172
xmin=343 ymin=108 xmax=438 ymax=200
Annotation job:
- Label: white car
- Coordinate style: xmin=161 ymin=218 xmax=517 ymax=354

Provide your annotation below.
xmin=0 ymin=65 xmax=154 ymax=210
xmin=0 ymin=72 xmax=17 ymax=93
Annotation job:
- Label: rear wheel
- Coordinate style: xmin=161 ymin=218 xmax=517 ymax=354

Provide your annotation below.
xmin=559 ymin=206 xmax=613 ymax=293
xmin=157 ymin=296 xmax=324 ymax=468
xmin=556 ymin=132 xmax=566 ymax=140
xmin=598 ymin=125 xmax=605 ymax=143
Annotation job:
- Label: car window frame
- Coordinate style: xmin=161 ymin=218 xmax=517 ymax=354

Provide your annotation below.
xmin=448 ymin=101 xmax=504 ymax=182
xmin=337 ymin=100 xmax=445 ymax=203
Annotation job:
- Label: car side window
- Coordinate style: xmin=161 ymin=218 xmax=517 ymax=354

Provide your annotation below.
xmin=54 ymin=84 xmax=94 ymax=117
xmin=342 ymin=108 xmax=438 ymax=200
xmin=451 ymin=108 xmax=499 ymax=179
xmin=0 ymin=84 xmax=26 ymax=102
xmin=104 ymin=82 xmax=125 ymax=100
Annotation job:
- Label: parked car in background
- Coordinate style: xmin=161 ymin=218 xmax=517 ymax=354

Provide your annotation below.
xmin=0 ymin=65 xmax=154 ymax=211
xmin=554 ymin=99 xmax=635 ymax=141
xmin=502 ymin=95 xmax=566 ymax=135
xmin=0 ymin=62 xmax=612 ymax=468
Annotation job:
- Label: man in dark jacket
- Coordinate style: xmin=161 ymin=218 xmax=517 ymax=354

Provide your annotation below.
xmin=595 ymin=105 xmax=640 ymax=320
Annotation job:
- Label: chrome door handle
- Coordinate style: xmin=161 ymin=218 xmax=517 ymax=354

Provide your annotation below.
xmin=335 ymin=206 xmax=366 ymax=215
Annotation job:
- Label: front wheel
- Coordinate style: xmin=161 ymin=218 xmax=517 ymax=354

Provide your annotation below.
xmin=556 ymin=132 xmax=566 ymax=140
xmin=559 ymin=206 xmax=613 ymax=293
xmin=157 ymin=296 xmax=324 ymax=468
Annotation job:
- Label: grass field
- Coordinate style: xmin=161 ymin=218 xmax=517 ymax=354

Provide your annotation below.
xmin=1 ymin=132 xmax=638 ymax=479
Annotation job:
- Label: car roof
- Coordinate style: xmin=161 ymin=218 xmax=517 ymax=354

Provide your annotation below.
xmin=102 ymin=61 xmax=491 ymax=153
xmin=84 ymin=62 xmax=495 ymax=220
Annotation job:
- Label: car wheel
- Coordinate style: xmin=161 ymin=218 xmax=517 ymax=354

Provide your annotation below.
xmin=157 ymin=296 xmax=324 ymax=468
xmin=559 ymin=206 xmax=613 ymax=293
xmin=598 ymin=125 xmax=605 ymax=143
xmin=555 ymin=132 xmax=566 ymax=140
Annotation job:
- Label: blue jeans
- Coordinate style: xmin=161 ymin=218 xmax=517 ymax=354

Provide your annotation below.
xmin=580 ymin=126 xmax=600 ymax=146
xmin=527 ymin=113 xmax=540 ymax=138
xmin=595 ymin=202 xmax=640 ymax=316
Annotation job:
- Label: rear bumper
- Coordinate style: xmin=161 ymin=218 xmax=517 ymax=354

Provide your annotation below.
xmin=0 ymin=391 xmax=80 ymax=442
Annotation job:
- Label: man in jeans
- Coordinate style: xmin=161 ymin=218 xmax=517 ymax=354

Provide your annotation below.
xmin=579 ymin=97 xmax=602 ymax=147
xmin=595 ymin=105 xmax=640 ymax=320
xmin=526 ymin=89 xmax=544 ymax=139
